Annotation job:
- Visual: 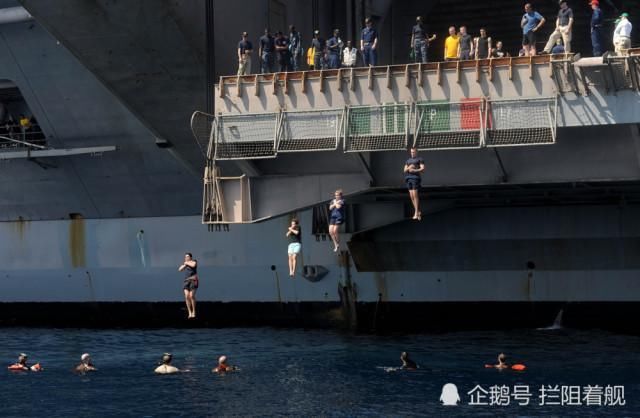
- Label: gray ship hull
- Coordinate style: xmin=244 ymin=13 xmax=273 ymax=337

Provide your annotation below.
xmin=1 ymin=203 xmax=639 ymax=331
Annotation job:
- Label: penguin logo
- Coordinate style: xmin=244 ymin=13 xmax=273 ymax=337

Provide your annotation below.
xmin=440 ymin=383 xmax=460 ymax=406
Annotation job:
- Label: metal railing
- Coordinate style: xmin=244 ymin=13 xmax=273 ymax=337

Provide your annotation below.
xmin=198 ymin=96 xmax=558 ymax=161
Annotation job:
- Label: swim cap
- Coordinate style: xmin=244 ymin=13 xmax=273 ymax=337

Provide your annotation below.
xmin=19 ymin=353 xmax=27 ymax=358
xmin=219 ymin=355 xmax=227 ymax=364
xmin=81 ymin=353 xmax=90 ymax=361
xmin=162 ymin=353 xmax=172 ymax=362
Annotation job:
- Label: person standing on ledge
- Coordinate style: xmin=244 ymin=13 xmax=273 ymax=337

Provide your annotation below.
xmin=590 ymin=0 xmax=604 ymax=57
xmin=286 ymin=218 xmax=301 ymax=277
xmin=360 ymin=17 xmax=378 ymax=66
xmin=329 ymin=190 xmax=345 ymax=252
xmin=237 ymin=31 xmax=253 ymax=75
xmin=521 ymin=3 xmax=545 ymax=57
xmin=404 ymin=147 xmax=425 ymax=220
xmin=179 ymin=252 xmax=198 ymax=319
xmin=410 ymin=16 xmax=436 ymax=64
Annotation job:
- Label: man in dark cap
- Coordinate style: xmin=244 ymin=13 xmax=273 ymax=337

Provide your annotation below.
xmin=410 ymin=16 xmax=436 ymax=63
xmin=360 ymin=17 xmax=378 ymax=66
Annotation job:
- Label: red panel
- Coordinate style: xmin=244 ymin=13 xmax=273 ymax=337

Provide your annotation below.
xmin=460 ymin=98 xmax=482 ymax=130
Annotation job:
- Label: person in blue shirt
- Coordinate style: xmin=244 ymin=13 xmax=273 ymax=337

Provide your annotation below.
xmin=329 ymin=189 xmax=345 ymax=252
xmin=326 ymin=29 xmax=342 ymax=69
xmin=551 ymin=39 xmax=565 ymax=54
xmin=259 ymin=28 xmax=275 ymax=74
xmin=360 ymin=17 xmax=378 ymax=66
xmin=520 ymin=3 xmax=546 ymax=56
xmin=275 ymin=31 xmax=291 ymax=72
xmin=590 ymin=0 xmax=604 ymax=56
xmin=403 ymin=147 xmax=425 ymax=220
xmin=289 ymin=25 xmax=302 ymax=71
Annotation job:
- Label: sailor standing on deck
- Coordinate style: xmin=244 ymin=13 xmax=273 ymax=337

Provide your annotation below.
xmin=360 ymin=17 xmax=378 ymax=67
xmin=179 ymin=252 xmax=198 ymax=319
xmin=404 ymin=147 xmax=425 ymax=220
xmin=590 ymin=0 xmax=604 ymax=57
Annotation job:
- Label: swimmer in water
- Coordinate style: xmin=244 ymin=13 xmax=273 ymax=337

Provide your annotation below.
xmin=75 ymin=353 xmax=97 ymax=373
xmin=154 ymin=353 xmax=180 ymax=374
xmin=8 ymin=353 xmax=41 ymax=371
xmin=494 ymin=353 xmax=509 ymax=369
xmin=212 ymin=355 xmax=237 ymax=373
xmin=400 ymin=352 xmax=418 ymax=370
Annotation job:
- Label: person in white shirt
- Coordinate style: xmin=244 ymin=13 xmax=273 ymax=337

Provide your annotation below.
xmin=614 ymin=13 xmax=632 ymax=53
xmin=342 ymin=40 xmax=358 ymax=67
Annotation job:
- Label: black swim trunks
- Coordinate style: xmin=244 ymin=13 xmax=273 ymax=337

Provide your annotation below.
xmin=406 ymin=177 xmax=421 ymax=190
xmin=184 ymin=276 xmax=199 ymax=291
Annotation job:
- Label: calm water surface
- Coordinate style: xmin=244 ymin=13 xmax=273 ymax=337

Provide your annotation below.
xmin=0 ymin=327 xmax=638 ymax=417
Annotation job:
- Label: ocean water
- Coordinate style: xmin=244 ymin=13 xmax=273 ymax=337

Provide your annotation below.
xmin=0 ymin=327 xmax=638 ymax=417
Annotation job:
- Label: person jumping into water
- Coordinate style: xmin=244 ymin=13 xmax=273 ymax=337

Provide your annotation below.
xmin=328 ymin=189 xmax=345 ymax=252
xmin=178 ymin=252 xmax=198 ymax=319
xmin=286 ymin=218 xmax=301 ymax=277
xmin=403 ymin=147 xmax=425 ymax=220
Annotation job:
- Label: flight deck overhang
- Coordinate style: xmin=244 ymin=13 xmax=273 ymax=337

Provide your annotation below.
xmin=198 ymin=51 xmax=640 ymax=224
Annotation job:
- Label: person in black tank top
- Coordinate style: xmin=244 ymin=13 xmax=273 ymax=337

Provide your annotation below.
xmin=474 ymin=28 xmax=492 ymax=59
xmin=178 ymin=252 xmax=198 ymax=318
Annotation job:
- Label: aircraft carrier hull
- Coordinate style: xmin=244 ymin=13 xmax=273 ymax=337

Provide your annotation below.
xmin=1 ymin=203 xmax=639 ymax=332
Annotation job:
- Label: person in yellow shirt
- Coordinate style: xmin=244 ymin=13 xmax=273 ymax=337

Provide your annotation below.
xmin=307 ymin=46 xmax=315 ymax=70
xmin=444 ymin=26 xmax=459 ymax=61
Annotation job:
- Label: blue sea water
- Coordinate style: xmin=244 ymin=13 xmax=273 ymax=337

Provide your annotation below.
xmin=0 ymin=327 xmax=638 ymax=417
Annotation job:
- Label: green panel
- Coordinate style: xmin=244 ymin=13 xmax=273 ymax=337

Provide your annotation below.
xmin=383 ymin=104 xmax=406 ymax=134
xmin=418 ymin=100 xmax=450 ymax=133
xmin=349 ymin=107 xmax=371 ymax=135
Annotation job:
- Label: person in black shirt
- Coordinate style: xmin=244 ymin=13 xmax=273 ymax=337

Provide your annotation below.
xmin=237 ymin=32 xmax=253 ymax=75
xmin=542 ymin=0 xmax=574 ymax=53
xmin=491 ymin=41 xmax=510 ymax=58
xmin=178 ymin=252 xmax=198 ymax=318
xmin=286 ymin=218 xmax=301 ymax=277
xmin=259 ymin=28 xmax=275 ymax=73
xmin=275 ymin=31 xmax=291 ymax=72
xmin=474 ymin=28 xmax=492 ymax=59
xmin=410 ymin=16 xmax=436 ymax=63
xmin=403 ymin=147 xmax=425 ymax=220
